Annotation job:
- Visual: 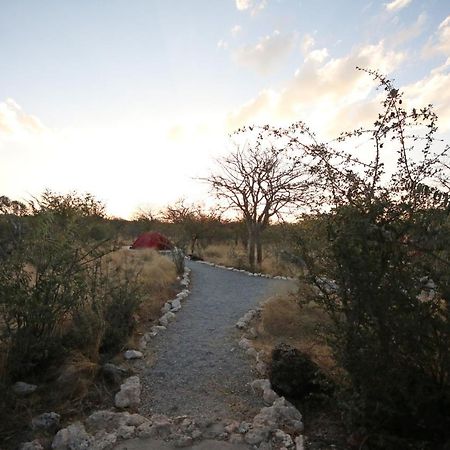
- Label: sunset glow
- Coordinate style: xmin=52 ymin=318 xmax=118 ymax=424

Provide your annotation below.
xmin=1 ymin=0 xmax=449 ymax=217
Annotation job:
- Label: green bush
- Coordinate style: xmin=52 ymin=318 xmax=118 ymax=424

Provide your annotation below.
xmin=300 ymin=203 xmax=450 ymax=448
xmin=291 ymin=69 xmax=450 ymax=448
xmin=100 ymin=271 xmax=145 ymax=355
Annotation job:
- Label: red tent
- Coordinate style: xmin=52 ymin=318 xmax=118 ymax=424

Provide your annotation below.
xmin=130 ymin=232 xmax=173 ymax=250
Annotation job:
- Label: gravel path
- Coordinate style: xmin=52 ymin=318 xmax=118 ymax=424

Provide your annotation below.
xmin=138 ymin=260 xmax=294 ymax=422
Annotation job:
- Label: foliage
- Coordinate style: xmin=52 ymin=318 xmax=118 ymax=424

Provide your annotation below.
xmin=291 ymin=69 xmax=450 ymax=448
xmin=0 ymin=192 xmax=113 ymax=378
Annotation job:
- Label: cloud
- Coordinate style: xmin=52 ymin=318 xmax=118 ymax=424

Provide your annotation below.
xmin=305 ymin=48 xmax=329 ymax=63
xmin=389 ymin=12 xmax=427 ymax=48
xmin=235 ymin=0 xmax=267 ymax=15
xmin=404 ymin=58 xmax=450 ymax=131
xmin=236 ymin=0 xmax=251 ymax=10
xmin=227 ymin=41 xmax=406 ymax=136
xmin=0 ymin=99 xmax=46 ymax=136
xmin=231 ymin=25 xmax=242 ymax=38
xmin=301 ymin=34 xmax=315 ymax=54
xmin=217 ymin=39 xmax=229 ymax=50
xmin=423 ymin=15 xmax=450 ymax=57
xmin=385 ymin=0 xmax=412 ymax=12
xmin=233 ymin=30 xmax=296 ymax=74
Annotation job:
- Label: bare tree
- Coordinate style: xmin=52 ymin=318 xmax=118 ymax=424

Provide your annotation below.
xmin=205 ymin=134 xmax=311 ymax=269
xmin=160 ymin=199 xmax=223 ymax=254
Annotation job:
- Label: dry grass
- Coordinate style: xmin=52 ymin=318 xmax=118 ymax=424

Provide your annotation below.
xmin=202 ymin=242 xmax=299 ymax=277
xmin=103 ymin=248 xmax=178 ymax=346
xmin=253 ymin=293 xmax=338 ymax=379
xmin=104 ymin=248 xmax=176 ymax=292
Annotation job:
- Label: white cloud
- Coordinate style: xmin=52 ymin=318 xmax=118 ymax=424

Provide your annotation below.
xmin=305 ymin=48 xmax=329 ymax=63
xmin=423 ymin=15 xmax=450 ymax=57
xmin=389 ymin=12 xmax=427 ymax=48
xmin=0 ymin=99 xmax=46 ymax=136
xmin=236 ymin=0 xmax=251 ymax=10
xmin=404 ymin=58 xmax=450 ymax=131
xmin=217 ymin=39 xmax=229 ymax=50
xmin=301 ymin=34 xmax=315 ymax=54
xmin=385 ymin=0 xmax=412 ymax=12
xmin=227 ymin=41 xmax=406 ymax=136
xmin=231 ymin=25 xmax=242 ymax=38
xmin=233 ymin=30 xmax=296 ymax=74
xmin=235 ymin=0 xmax=267 ymax=15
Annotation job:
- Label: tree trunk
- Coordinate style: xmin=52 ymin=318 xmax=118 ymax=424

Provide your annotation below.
xmin=247 ymin=223 xmax=256 ymax=269
xmin=256 ymin=228 xmax=263 ymax=267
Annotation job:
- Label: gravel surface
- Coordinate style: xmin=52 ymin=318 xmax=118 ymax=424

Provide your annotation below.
xmin=138 ymin=260 xmax=294 ymax=422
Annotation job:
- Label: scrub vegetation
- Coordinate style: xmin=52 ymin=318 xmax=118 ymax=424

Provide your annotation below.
xmin=0 ymin=69 xmax=449 ymax=449
xmin=0 ymin=192 xmax=178 ymax=445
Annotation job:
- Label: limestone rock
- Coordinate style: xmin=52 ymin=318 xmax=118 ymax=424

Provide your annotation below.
xmin=124 ymin=350 xmax=143 ymax=360
xmin=263 ymin=388 xmax=279 ymax=405
xmin=19 ymin=441 xmax=44 ymax=450
xmin=136 ymin=415 xmax=172 ymax=438
xmin=117 ymin=425 xmax=135 ymax=439
xmin=224 ymin=420 xmax=240 ymax=434
xmin=238 ymin=422 xmax=251 ymax=434
xmin=238 ymin=337 xmax=252 ymax=350
xmin=244 ymin=427 xmax=270 ymax=445
xmin=191 ymin=429 xmax=202 ymax=439
xmin=295 ymin=435 xmax=305 ymax=450
xmin=251 ymin=379 xmax=271 ymax=393
xmin=253 ymin=397 xmax=303 ymax=434
xmin=229 ymin=433 xmax=244 ymax=444
xmin=173 ymin=434 xmax=193 ymax=447
xmin=126 ymin=414 xmax=149 ymax=427
xmin=31 ymin=412 xmax=61 ymax=431
xmin=236 ymin=310 xmax=257 ymax=329
xmin=136 ymin=422 xmax=154 ymax=438
xmin=159 ymin=311 xmax=176 ymax=327
xmin=256 ymin=360 xmax=268 ymax=375
xmin=274 ymin=429 xmax=293 ymax=447
xmin=171 ymin=298 xmax=182 ymax=312
xmin=52 ymin=422 xmax=94 ymax=450
xmin=161 ymin=302 xmax=172 ymax=314
xmin=114 ymin=376 xmax=141 ymax=408
xmin=92 ymin=431 xmax=117 ymax=450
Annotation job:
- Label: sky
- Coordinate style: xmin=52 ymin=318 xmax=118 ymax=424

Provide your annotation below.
xmin=0 ymin=0 xmax=449 ymax=218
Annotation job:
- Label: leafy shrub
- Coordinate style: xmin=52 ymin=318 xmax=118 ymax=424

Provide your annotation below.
xmin=301 ymin=203 xmax=450 ymax=448
xmin=0 ymin=205 xmax=110 ymax=378
xmin=291 ymin=70 xmax=450 ymax=448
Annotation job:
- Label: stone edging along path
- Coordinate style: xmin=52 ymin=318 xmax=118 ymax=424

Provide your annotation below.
xmin=19 ymin=262 xmax=305 ymax=450
xmin=194 ymin=259 xmax=295 ymax=282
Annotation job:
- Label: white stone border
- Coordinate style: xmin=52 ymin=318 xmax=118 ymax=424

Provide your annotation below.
xmin=193 ymin=259 xmax=296 ymax=281
xmin=135 ymin=266 xmax=192 ymax=352
xmin=234 ymin=305 xmax=306 ymax=449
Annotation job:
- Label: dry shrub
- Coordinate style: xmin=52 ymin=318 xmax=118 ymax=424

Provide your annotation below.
xmin=203 ymin=243 xmax=247 ymax=268
xmin=256 ymin=294 xmax=336 ymax=378
xmin=55 ymin=351 xmax=99 ymax=403
xmin=202 ymin=242 xmax=299 ymax=276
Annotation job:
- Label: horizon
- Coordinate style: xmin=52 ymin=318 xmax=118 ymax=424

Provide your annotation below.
xmin=1 ymin=0 xmax=449 ymax=219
